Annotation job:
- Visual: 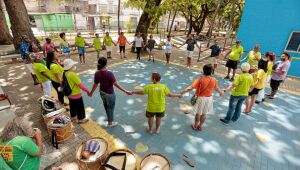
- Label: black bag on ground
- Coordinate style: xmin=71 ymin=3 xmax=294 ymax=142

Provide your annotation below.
xmin=62 ymin=72 xmax=72 ymax=96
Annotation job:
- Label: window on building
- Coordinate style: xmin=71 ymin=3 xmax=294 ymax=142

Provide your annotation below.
xmin=285 ymin=31 xmax=300 ymax=53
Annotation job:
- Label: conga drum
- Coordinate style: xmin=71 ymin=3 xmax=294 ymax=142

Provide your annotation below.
xmin=76 ymin=137 xmax=109 ymax=170
xmin=46 ymin=116 xmax=73 ymax=144
xmin=100 ymin=149 xmax=137 ymax=170
xmin=140 ymin=153 xmax=171 ymax=170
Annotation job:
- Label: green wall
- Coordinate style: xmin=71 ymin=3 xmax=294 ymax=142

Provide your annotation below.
xmin=38 ymin=13 xmax=74 ymax=31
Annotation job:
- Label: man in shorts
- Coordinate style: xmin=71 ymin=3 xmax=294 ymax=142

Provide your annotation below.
xmin=103 ymin=32 xmax=117 ymax=59
xmin=225 ymin=40 xmax=244 ymax=81
xmin=209 ymin=40 xmax=221 ymax=74
xmin=178 ymin=34 xmax=200 ymax=68
xmin=132 ymin=73 xmax=181 ymax=134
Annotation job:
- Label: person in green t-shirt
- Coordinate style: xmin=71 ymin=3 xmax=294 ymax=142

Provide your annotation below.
xmin=132 ymin=73 xmax=182 ymax=134
xmin=32 ymin=54 xmax=52 ymax=96
xmin=93 ymin=33 xmax=102 ymax=60
xmin=0 ymin=118 xmax=43 ymax=170
xmin=220 ymin=63 xmax=253 ymax=124
xmin=103 ymin=32 xmax=117 ymax=59
xmin=75 ymin=32 xmax=87 ymax=64
xmin=241 ymin=44 xmax=261 ymax=73
xmin=225 ymin=40 xmax=244 ymax=81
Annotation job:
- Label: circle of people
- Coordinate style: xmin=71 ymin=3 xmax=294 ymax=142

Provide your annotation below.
xmin=19 ymin=32 xmax=291 ymax=132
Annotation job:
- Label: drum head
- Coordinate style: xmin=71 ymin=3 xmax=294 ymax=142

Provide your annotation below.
xmin=141 ymin=154 xmax=170 ymax=170
xmin=105 ymin=150 xmax=136 ymax=170
xmin=76 ymin=138 xmax=108 ymax=162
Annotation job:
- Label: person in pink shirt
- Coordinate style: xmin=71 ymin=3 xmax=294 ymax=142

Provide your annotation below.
xmin=43 ymin=38 xmax=56 ymax=57
xmin=63 ymin=59 xmax=90 ymax=124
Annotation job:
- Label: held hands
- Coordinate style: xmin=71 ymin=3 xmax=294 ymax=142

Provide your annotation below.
xmin=87 ymin=91 xmax=93 ymax=97
xmin=125 ymin=90 xmax=133 ymax=95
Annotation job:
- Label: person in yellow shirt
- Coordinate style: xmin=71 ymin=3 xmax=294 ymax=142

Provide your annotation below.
xmin=93 ymin=33 xmax=102 ymax=59
xmin=46 ymin=52 xmax=65 ymax=104
xmin=225 ymin=40 xmax=244 ymax=81
xmin=32 ymin=55 xmax=52 ymax=96
xmin=243 ymin=59 xmax=268 ymax=113
xmin=241 ymin=45 xmax=261 ymax=73
xmin=132 ymin=73 xmax=181 ymax=134
xmin=256 ymin=52 xmax=276 ymax=103
xmin=103 ymin=32 xmax=117 ymax=59
xmin=75 ymin=32 xmax=86 ymax=64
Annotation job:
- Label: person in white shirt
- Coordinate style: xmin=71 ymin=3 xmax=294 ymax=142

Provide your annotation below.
xmin=133 ymin=32 xmax=144 ymax=60
xmin=164 ymin=35 xmax=176 ymax=64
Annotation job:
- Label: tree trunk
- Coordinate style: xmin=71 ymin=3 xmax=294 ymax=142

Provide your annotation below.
xmin=0 ymin=1 xmax=12 ymax=45
xmin=4 ymin=0 xmax=40 ymax=52
xmin=117 ymin=0 xmax=121 ymax=35
xmin=136 ymin=0 xmax=162 ymax=41
xmin=188 ymin=14 xmax=192 ymax=34
xmin=168 ymin=8 xmax=177 ymax=36
xmin=166 ymin=11 xmax=171 ymax=32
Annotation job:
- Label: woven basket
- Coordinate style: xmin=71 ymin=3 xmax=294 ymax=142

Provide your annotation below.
xmin=140 ymin=153 xmax=171 ymax=170
xmin=76 ymin=137 xmax=109 ymax=170
xmin=46 ymin=117 xmax=73 ymax=144
xmin=100 ymin=149 xmax=137 ymax=170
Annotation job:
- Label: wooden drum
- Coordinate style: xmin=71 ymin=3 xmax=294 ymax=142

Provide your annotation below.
xmin=76 ymin=138 xmax=109 ymax=170
xmin=100 ymin=149 xmax=137 ymax=170
xmin=140 ymin=153 xmax=171 ymax=170
xmin=46 ymin=116 xmax=73 ymax=144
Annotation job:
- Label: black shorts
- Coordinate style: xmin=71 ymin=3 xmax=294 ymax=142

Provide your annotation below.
xmin=119 ymin=46 xmax=125 ymax=53
xmin=249 ymin=88 xmax=262 ymax=95
xmin=146 ymin=111 xmax=165 ymax=118
xmin=226 ymin=59 xmax=238 ymax=69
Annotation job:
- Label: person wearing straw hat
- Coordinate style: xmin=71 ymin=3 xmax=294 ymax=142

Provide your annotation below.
xmin=75 ymin=32 xmax=87 ymax=64
xmin=32 ymin=54 xmax=52 ymax=96
xmin=63 ymin=59 xmax=90 ymax=124
xmin=220 ymin=63 xmax=253 ymax=124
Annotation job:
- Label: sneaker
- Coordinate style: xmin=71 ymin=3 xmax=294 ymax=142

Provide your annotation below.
xmin=220 ymin=118 xmax=229 ymax=125
xmin=78 ymin=119 xmax=89 ymax=124
xmin=107 ymin=122 xmax=118 ymax=128
xmin=255 ymin=100 xmax=260 ymax=104
xmin=230 ymin=78 xmax=234 ymax=81
xmin=262 ymin=98 xmax=265 ymax=102
xmin=224 ymin=76 xmax=230 ymax=79
xmin=153 ymin=59 xmax=154 ymax=62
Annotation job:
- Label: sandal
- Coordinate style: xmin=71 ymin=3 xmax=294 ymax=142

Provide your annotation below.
xmin=191 ymin=124 xmax=197 ymax=130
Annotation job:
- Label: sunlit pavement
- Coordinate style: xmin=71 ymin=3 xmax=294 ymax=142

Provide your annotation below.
xmin=81 ymin=60 xmax=300 ymax=170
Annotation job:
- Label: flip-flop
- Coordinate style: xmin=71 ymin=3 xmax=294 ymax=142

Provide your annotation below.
xmin=196 ymin=126 xmax=203 ymax=131
xmin=183 ymin=158 xmax=195 ymax=167
xmin=191 ymin=124 xmax=197 ymax=130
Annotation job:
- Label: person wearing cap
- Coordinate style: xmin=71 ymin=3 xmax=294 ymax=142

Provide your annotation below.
xmin=89 ymin=57 xmax=131 ymax=128
xmin=63 ymin=59 xmax=90 ymax=124
xmin=75 ymin=32 xmax=87 ymax=64
xmin=225 ymin=40 xmax=244 ymax=81
xmin=220 ymin=63 xmax=253 ymax=124
xmin=93 ymin=33 xmax=102 ymax=59
xmin=103 ymin=32 xmax=117 ymax=59
xmin=32 ymin=53 xmax=52 ymax=96
xmin=241 ymin=44 xmax=261 ymax=74
xmin=20 ymin=35 xmax=39 ymax=85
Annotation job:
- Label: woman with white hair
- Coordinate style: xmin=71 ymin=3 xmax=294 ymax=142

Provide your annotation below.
xmin=0 ymin=118 xmax=43 ymax=170
xmin=63 ymin=59 xmax=90 ymax=124
xmin=220 ymin=63 xmax=254 ymax=124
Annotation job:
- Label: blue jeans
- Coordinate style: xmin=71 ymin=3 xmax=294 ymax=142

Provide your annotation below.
xmin=100 ymin=91 xmax=116 ymax=122
xmin=224 ymin=95 xmax=247 ymax=123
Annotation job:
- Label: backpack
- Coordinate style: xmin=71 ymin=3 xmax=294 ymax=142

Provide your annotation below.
xmin=62 ymin=71 xmax=72 ymax=96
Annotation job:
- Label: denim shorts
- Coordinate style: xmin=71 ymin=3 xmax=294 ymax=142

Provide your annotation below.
xmin=77 ymin=46 xmax=85 ymax=55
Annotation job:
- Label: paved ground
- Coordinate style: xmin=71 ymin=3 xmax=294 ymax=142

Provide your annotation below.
xmin=0 ymin=44 xmax=300 ymax=169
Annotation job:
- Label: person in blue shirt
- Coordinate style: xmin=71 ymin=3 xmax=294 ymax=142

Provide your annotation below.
xmin=20 ymin=35 xmax=39 ymax=85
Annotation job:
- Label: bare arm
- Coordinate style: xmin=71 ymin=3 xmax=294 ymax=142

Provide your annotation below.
xmin=224 ymin=83 xmax=235 ymax=93
xmin=32 ymin=129 xmax=43 ymax=157
xmin=132 ymin=90 xmax=144 ymax=95
xmin=180 ymin=85 xmax=193 ymax=95
xmin=89 ymin=83 xmax=98 ymax=96
xmin=55 ymin=73 xmax=62 ymax=84
xmin=114 ymin=81 xmax=130 ymax=94
xmin=214 ymin=84 xmax=224 ymax=96
xmin=167 ymin=92 xmax=182 ymax=98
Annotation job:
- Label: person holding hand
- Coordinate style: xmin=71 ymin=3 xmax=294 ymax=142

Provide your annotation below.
xmin=132 ymin=72 xmax=181 ymax=134
xmin=181 ymin=64 xmax=223 ymax=131
xmin=89 ymin=57 xmax=131 ymax=128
